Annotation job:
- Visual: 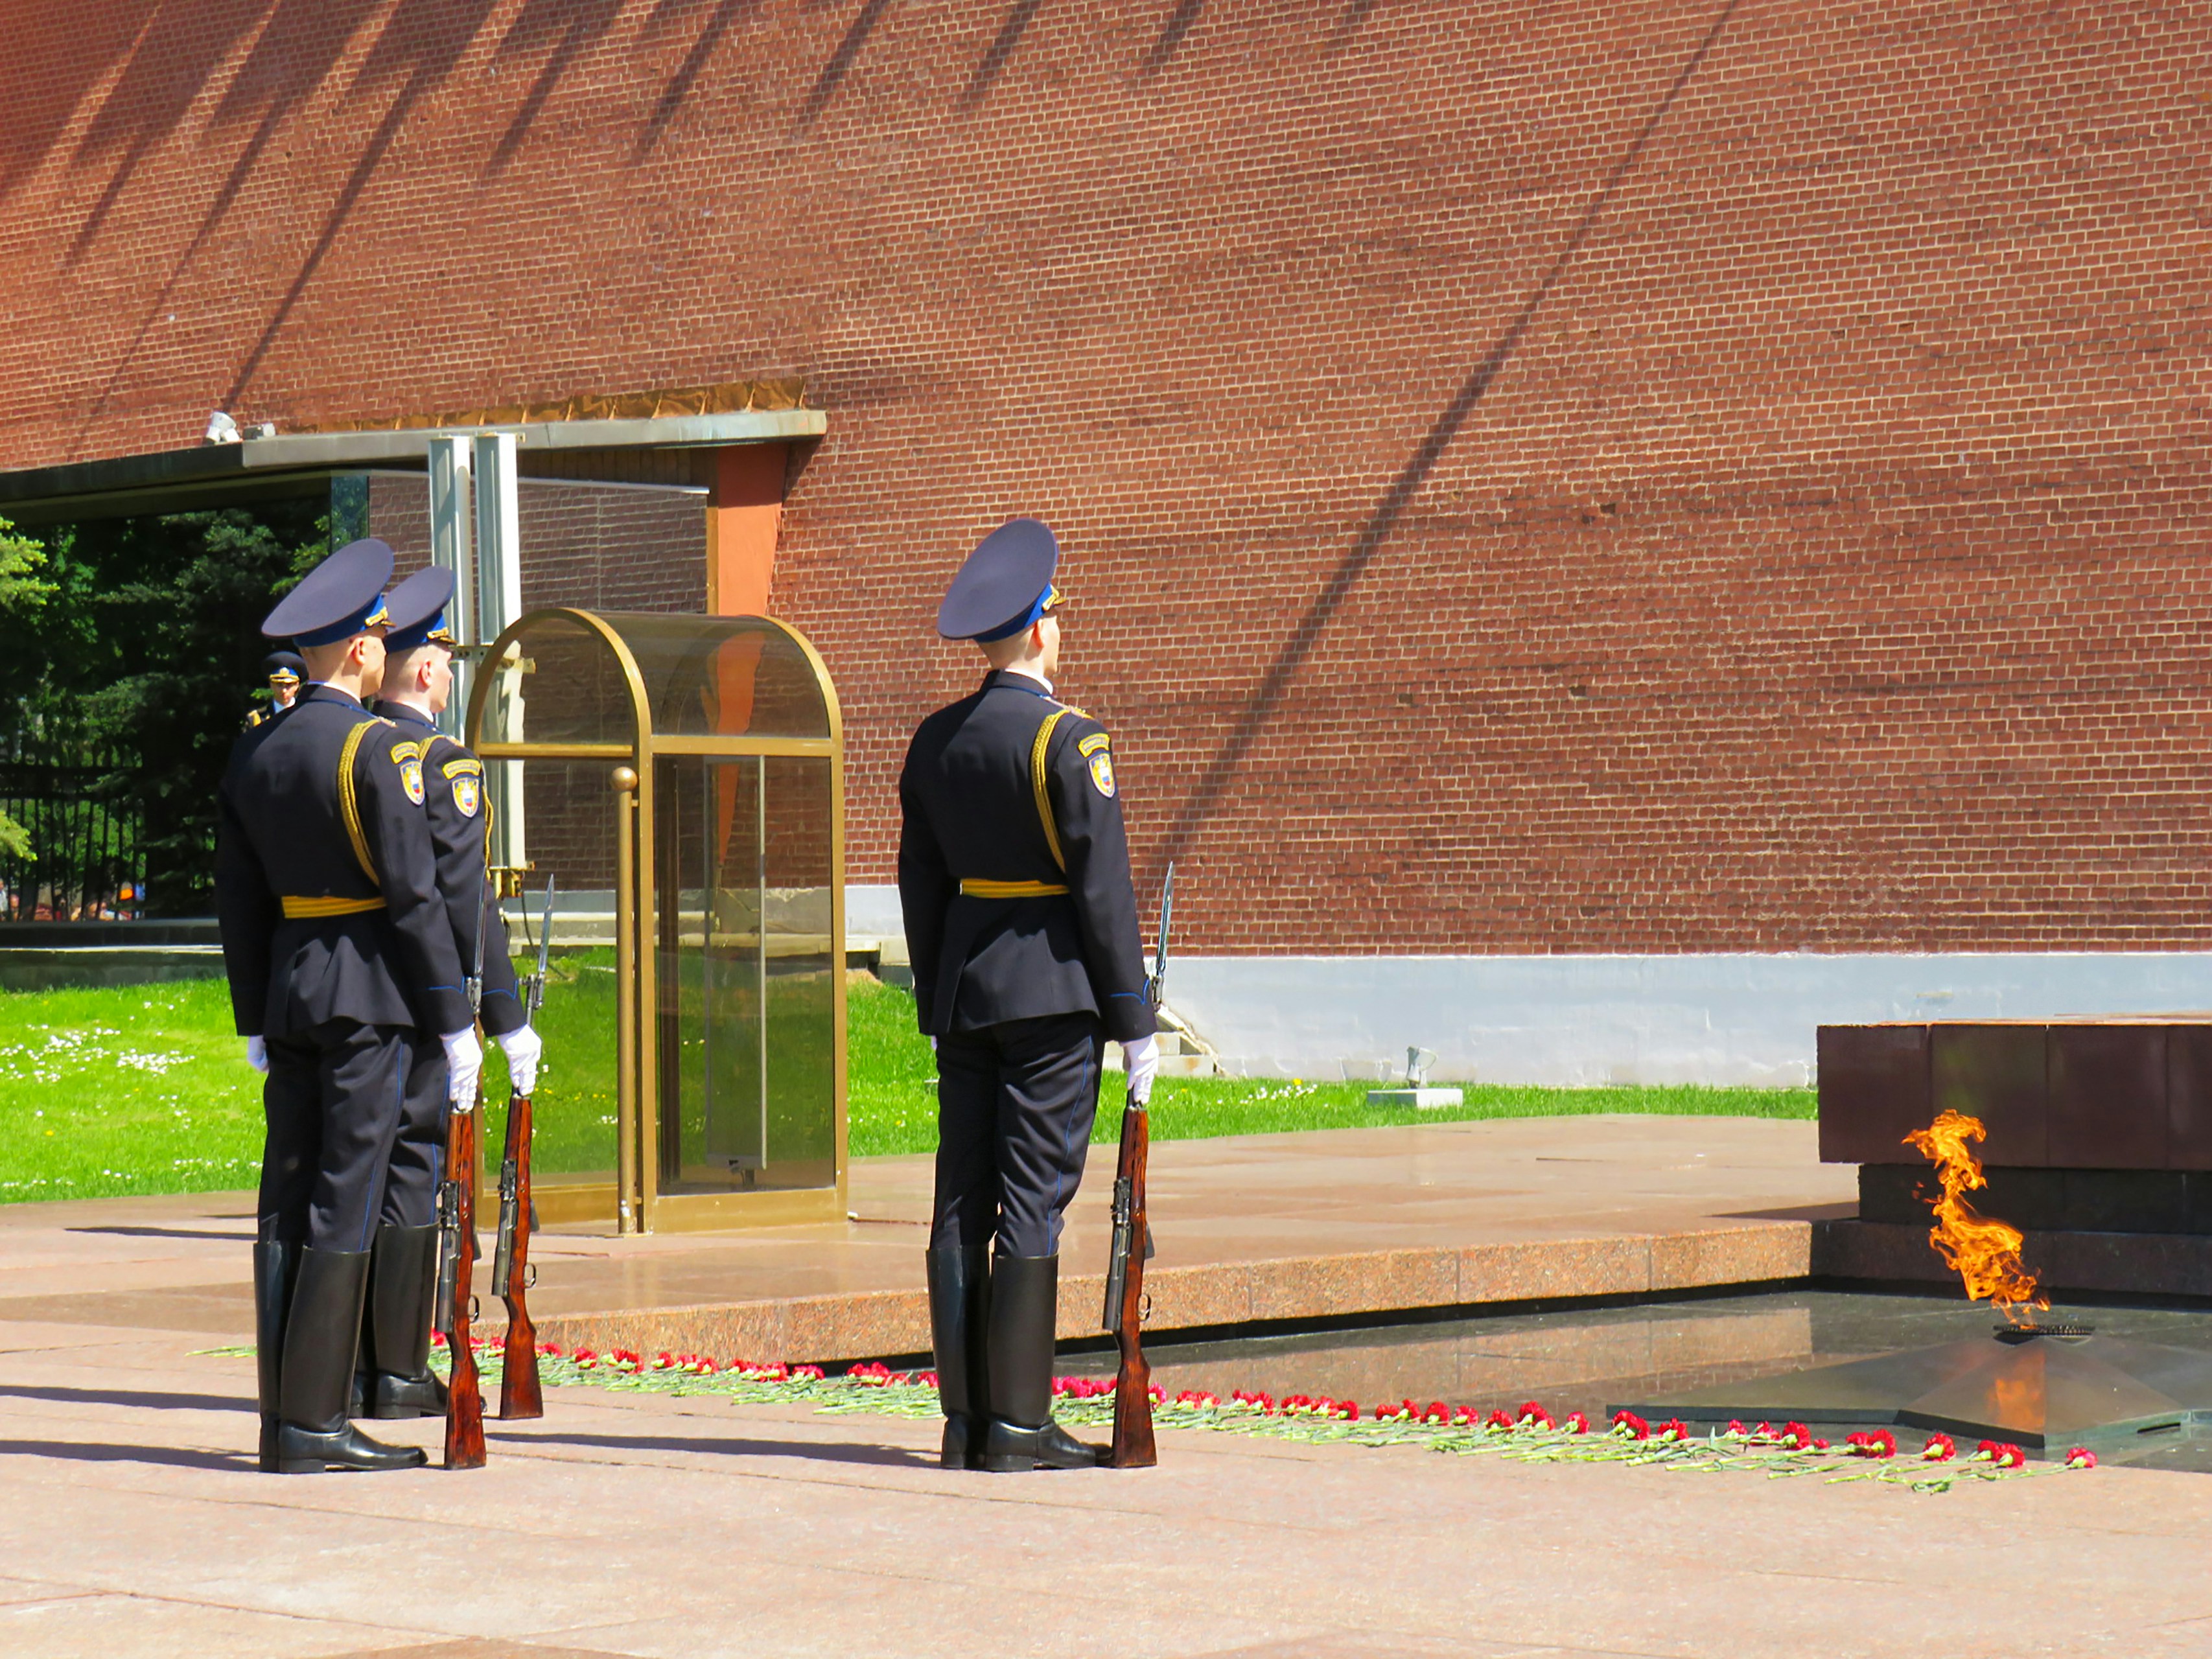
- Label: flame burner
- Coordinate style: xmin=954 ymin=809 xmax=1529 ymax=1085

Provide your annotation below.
xmin=1997 ymin=1322 xmax=2095 ymax=1343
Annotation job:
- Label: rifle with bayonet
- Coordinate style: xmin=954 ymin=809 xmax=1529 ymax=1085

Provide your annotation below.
xmin=434 ymin=869 xmax=491 ymax=1470
xmin=493 ymin=874 xmax=554 ymax=1420
xmin=1102 ymin=863 xmax=1172 ymax=1470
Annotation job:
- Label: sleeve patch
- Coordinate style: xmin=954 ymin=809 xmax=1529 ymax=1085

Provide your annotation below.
xmin=441 ymin=756 xmax=483 ymax=778
xmin=388 ymin=739 xmax=423 ymax=765
xmin=451 ymin=771 xmax=482 ymax=818
xmin=1086 ymin=749 xmax=1117 ymax=798
xmin=1077 ymin=732 xmax=1112 ymax=757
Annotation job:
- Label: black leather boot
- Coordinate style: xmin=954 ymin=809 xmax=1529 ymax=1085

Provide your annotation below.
xmin=275 ymin=1247 xmax=428 ymax=1473
xmin=253 ymin=1240 xmax=299 ymax=1473
xmin=359 ymin=1224 xmax=448 ymax=1419
xmin=981 ymin=1252 xmax=1102 ymax=1471
xmin=927 ymin=1245 xmax=992 ymax=1469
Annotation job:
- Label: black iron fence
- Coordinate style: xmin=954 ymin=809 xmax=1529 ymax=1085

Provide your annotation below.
xmin=0 ymin=732 xmax=145 ymax=922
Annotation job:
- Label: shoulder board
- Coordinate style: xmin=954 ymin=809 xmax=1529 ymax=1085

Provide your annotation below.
xmin=244 ymin=710 xmax=264 ymax=729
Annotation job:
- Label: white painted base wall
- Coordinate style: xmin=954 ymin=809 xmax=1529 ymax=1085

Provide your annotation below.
xmin=843 ymin=887 xmax=2212 ymax=1087
xmin=1167 ymin=953 xmax=2212 ymax=1087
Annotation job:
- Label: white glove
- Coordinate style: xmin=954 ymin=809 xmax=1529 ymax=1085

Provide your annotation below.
xmin=441 ymin=1027 xmax=483 ymax=1108
xmin=244 ymin=1036 xmax=268 ymax=1074
xmin=1123 ymin=1034 xmax=1159 ymax=1105
xmin=497 ymin=1025 xmax=543 ymax=1095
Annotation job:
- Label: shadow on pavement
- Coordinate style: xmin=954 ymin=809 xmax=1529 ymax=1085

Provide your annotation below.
xmin=491 ymin=1430 xmax=940 ymax=1470
xmin=0 ymin=1437 xmax=254 ymax=1471
xmin=0 ymin=1384 xmax=249 ymax=1413
xmin=67 ymin=1225 xmax=257 ymax=1242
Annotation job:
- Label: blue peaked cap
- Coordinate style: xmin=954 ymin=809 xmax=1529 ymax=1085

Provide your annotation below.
xmin=936 ymin=518 xmax=1063 ymax=642
xmin=382 ymin=565 xmax=458 ymax=653
xmin=263 ymin=538 xmax=393 ymax=647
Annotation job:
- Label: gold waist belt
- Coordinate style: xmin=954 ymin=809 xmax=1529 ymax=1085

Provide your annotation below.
xmin=281 ymin=894 xmax=386 ymax=919
xmin=959 ymin=879 xmax=1071 ymax=899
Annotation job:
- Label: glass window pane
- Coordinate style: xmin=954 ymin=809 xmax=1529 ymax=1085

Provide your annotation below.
xmin=484 ymin=760 xmax=622 ymax=1190
xmin=599 ymin=613 xmax=830 ymax=739
xmin=478 ymin=616 xmax=634 ymax=747
xmin=763 ymin=756 xmax=837 ymax=1182
xmin=653 ymin=754 xmax=835 ymax=1193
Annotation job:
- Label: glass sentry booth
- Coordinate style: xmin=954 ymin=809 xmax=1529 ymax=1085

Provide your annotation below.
xmin=467 ymin=609 xmax=846 ymax=1233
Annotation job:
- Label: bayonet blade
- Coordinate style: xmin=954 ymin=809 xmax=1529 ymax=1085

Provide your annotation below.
xmin=1148 ymin=862 xmax=1175 ymax=1010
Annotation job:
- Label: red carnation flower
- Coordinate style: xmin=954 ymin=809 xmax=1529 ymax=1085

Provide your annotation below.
xmin=2066 ymin=1447 xmax=2098 ymax=1470
xmin=1657 ymin=1419 xmax=1690 ymax=1443
xmin=1565 ymin=1411 xmax=1591 ymax=1435
xmin=1921 ymin=1433 xmax=1957 ymax=1461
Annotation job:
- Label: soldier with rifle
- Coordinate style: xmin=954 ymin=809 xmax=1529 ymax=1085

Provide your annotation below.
xmin=898 ymin=518 xmax=1159 ymax=1472
xmin=362 ymin=566 xmax=544 ymax=1424
xmin=215 ymin=539 xmax=476 ymax=1473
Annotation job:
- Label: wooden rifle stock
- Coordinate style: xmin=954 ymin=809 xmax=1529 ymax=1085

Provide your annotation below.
xmin=493 ymin=1088 xmax=541 ymax=1419
xmin=440 ymin=1103 xmax=487 ymax=1468
xmin=1106 ymin=1093 xmax=1157 ymax=1469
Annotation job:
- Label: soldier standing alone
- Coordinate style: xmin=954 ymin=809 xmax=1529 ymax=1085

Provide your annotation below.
xmin=216 ymin=539 xmax=481 ymax=1474
xmin=898 ymin=518 xmax=1159 ymax=1472
xmin=360 ymin=565 xmax=543 ymax=1419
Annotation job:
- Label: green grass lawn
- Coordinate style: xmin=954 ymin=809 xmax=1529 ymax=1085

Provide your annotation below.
xmin=0 ymin=969 xmax=1813 ymax=1203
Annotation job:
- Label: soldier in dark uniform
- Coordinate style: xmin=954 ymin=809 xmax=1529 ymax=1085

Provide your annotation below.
xmin=898 ymin=518 xmax=1159 ymax=1472
xmin=243 ymin=651 xmax=305 ymax=730
xmin=216 ymin=539 xmax=481 ymax=1474
xmin=357 ymin=565 xmax=542 ymax=1419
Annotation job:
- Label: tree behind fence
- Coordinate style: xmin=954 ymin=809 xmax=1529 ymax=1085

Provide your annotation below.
xmin=0 ymin=726 xmax=143 ymax=922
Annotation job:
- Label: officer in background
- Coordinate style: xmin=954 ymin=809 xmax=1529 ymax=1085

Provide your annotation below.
xmin=244 ymin=651 xmax=305 ymax=728
xmin=898 ymin=518 xmax=1159 ymax=1472
xmin=216 ymin=539 xmax=481 ymax=1474
xmin=359 ymin=565 xmax=542 ymax=1418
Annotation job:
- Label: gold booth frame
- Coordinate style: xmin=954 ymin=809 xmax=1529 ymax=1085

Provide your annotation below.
xmin=465 ymin=607 xmax=848 ymax=1234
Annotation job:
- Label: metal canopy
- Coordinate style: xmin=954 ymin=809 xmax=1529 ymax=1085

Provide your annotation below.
xmin=0 ymin=409 xmax=826 ymax=522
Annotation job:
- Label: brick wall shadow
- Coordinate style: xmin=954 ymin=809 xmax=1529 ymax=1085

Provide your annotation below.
xmin=1156 ymin=0 xmax=1745 ymax=872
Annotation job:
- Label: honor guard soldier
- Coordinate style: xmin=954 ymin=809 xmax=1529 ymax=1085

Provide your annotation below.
xmin=215 ymin=539 xmax=480 ymax=1474
xmin=898 ymin=518 xmax=1160 ymax=1472
xmin=360 ymin=566 xmax=542 ymax=1418
xmin=244 ymin=651 xmax=305 ymax=728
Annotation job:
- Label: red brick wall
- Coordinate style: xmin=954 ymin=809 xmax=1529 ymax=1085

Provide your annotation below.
xmin=4 ymin=1 xmax=2209 ymax=953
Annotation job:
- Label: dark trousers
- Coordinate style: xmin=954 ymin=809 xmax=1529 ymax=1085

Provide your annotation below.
xmin=259 ymin=1021 xmax=411 ymax=1252
xmin=932 ymin=1012 xmax=1103 ymax=1257
xmin=382 ymin=1038 xmax=449 ymax=1229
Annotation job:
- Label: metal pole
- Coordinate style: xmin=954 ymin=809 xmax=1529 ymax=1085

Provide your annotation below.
xmin=471 ymin=435 xmax=526 ymax=860
xmin=427 ymin=435 xmax=474 ymax=660
xmin=612 ymin=765 xmax=639 ymax=1235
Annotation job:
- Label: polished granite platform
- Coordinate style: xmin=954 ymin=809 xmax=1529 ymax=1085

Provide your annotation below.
xmin=0 ymin=1115 xmax=1852 ymax=1363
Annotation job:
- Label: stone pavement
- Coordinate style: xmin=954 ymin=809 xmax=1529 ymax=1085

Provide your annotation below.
xmin=2 ymin=1118 xmax=2209 ymax=1656
xmin=2 ymin=1322 xmax=2211 ymax=1659
xmin=0 ymin=1117 xmax=1855 ymax=1363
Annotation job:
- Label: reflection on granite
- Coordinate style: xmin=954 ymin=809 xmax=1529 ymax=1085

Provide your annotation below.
xmin=1058 ymin=1289 xmax=2212 ymax=1470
